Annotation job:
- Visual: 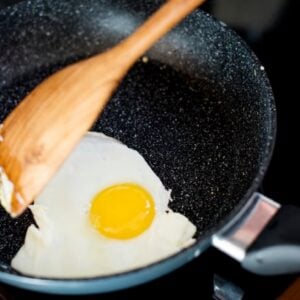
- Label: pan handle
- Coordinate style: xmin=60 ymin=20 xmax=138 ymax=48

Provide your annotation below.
xmin=212 ymin=193 xmax=300 ymax=275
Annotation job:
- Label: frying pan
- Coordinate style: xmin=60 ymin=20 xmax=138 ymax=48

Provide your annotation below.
xmin=0 ymin=0 xmax=299 ymax=295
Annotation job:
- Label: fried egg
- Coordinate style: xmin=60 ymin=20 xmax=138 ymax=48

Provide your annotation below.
xmin=11 ymin=132 xmax=196 ymax=278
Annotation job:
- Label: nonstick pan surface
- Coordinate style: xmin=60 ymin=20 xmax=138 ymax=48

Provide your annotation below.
xmin=0 ymin=0 xmax=275 ymax=294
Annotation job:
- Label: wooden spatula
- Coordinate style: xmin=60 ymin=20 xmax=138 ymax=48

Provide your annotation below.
xmin=0 ymin=0 xmax=205 ymax=217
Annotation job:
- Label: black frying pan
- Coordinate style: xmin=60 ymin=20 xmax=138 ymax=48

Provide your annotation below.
xmin=0 ymin=0 xmax=299 ymax=295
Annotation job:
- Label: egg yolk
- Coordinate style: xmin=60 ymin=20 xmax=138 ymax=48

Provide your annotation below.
xmin=89 ymin=183 xmax=155 ymax=240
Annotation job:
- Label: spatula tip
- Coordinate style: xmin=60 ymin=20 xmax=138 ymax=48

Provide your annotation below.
xmin=0 ymin=166 xmax=24 ymax=217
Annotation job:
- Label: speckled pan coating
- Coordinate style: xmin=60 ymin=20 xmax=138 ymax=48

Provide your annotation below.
xmin=0 ymin=0 xmax=275 ymax=280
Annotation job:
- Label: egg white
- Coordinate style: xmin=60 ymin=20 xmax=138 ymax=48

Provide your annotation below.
xmin=11 ymin=132 xmax=196 ymax=278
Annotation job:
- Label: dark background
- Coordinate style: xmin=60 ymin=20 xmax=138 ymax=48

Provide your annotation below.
xmin=0 ymin=0 xmax=298 ymax=299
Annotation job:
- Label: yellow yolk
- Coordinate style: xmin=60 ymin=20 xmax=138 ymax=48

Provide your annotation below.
xmin=89 ymin=183 xmax=155 ymax=240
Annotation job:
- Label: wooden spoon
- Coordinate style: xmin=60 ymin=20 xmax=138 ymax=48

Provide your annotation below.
xmin=0 ymin=0 xmax=205 ymax=217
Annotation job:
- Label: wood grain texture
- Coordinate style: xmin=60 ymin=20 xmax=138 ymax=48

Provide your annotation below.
xmin=0 ymin=0 xmax=205 ymax=216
